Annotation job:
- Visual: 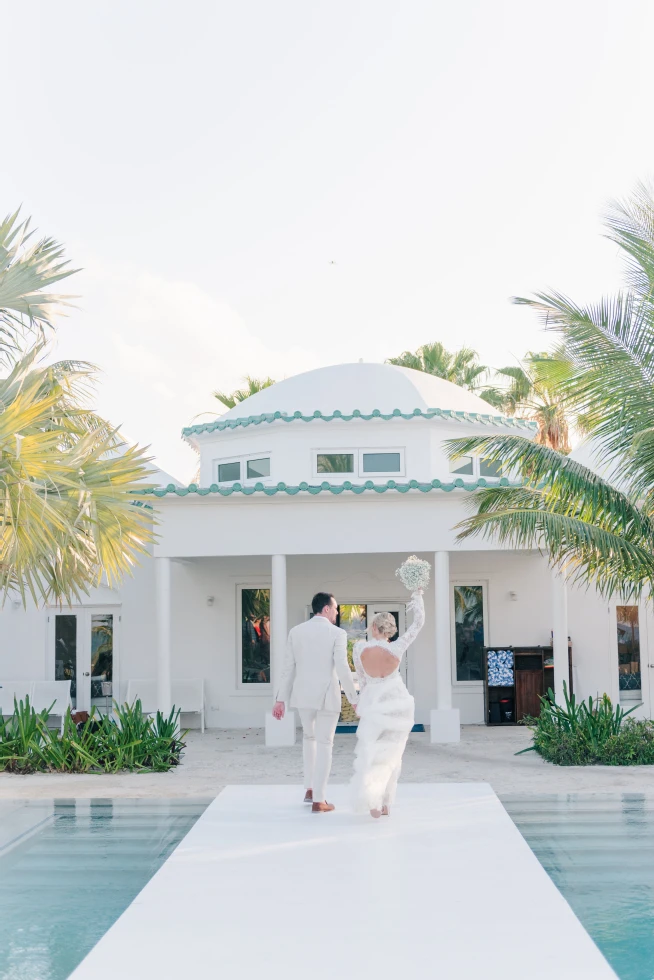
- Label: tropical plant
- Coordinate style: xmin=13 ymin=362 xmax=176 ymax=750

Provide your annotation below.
xmin=0 ymin=208 xmax=78 ymax=342
xmin=517 ymin=684 xmax=649 ymax=765
xmin=0 ymin=696 xmax=186 ymax=773
xmin=492 ymin=352 xmax=572 ymax=452
xmin=386 ymin=341 xmax=504 ymax=408
xmin=214 ymin=375 xmax=276 ymax=409
xmin=448 ymin=182 xmax=654 ymax=600
xmin=0 ymin=209 xmax=155 ymax=604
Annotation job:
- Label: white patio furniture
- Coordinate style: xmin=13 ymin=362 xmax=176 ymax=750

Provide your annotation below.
xmin=0 ymin=681 xmax=34 ymax=717
xmin=125 ymin=678 xmax=206 ymax=732
xmin=31 ymin=680 xmax=72 ymax=734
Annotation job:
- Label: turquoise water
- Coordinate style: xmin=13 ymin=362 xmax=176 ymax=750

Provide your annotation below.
xmin=0 ymin=798 xmax=209 ymax=980
xmin=503 ymin=794 xmax=654 ymax=980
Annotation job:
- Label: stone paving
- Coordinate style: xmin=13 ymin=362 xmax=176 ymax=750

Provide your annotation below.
xmin=1 ymin=725 xmax=654 ymax=798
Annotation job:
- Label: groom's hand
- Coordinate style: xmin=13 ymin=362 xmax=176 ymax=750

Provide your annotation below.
xmin=272 ymin=700 xmax=285 ymax=720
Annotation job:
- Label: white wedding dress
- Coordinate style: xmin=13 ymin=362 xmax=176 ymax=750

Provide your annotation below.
xmin=351 ymin=591 xmax=425 ymax=813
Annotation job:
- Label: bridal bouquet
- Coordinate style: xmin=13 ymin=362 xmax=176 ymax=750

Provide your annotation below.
xmin=395 ymin=555 xmax=431 ymax=593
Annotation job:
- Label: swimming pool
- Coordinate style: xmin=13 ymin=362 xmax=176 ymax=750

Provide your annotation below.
xmin=502 ymin=794 xmax=654 ymax=980
xmin=0 ymin=798 xmax=209 ymax=980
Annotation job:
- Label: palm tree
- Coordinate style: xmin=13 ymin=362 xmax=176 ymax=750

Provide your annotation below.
xmin=0 ymin=208 xmax=78 ymax=342
xmin=493 ymin=352 xmax=572 ymax=452
xmin=387 ymin=341 xmax=504 ymax=409
xmin=214 ymin=376 xmax=275 ymax=410
xmin=0 ymin=210 xmax=154 ymax=604
xmin=447 ymin=182 xmax=654 ymax=600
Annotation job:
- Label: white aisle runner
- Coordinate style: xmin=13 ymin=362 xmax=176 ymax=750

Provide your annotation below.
xmin=70 ymin=784 xmax=616 ymax=980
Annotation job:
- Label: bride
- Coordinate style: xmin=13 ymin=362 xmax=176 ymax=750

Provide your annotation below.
xmin=351 ymin=589 xmax=425 ymax=818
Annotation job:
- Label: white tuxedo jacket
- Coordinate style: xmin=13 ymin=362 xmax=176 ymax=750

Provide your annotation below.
xmin=275 ymin=616 xmax=358 ymax=712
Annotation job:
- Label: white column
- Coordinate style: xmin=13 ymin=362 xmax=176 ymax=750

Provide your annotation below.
xmin=265 ymin=554 xmax=296 ymax=746
xmin=155 ymin=557 xmax=172 ymax=715
xmin=551 ymin=568 xmax=569 ymax=705
xmin=430 ymin=551 xmax=460 ymax=743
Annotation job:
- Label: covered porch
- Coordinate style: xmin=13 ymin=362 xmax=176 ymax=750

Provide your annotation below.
xmin=150 ymin=548 xmax=573 ymax=741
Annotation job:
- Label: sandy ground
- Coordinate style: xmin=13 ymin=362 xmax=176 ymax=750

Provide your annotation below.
xmin=1 ymin=725 xmax=654 ymax=799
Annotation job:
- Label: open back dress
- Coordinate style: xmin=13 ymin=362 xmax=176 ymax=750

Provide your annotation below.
xmin=350 ymin=591 xmax=425 ymax=812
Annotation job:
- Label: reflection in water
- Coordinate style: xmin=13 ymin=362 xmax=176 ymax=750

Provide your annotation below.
xmin=503 ymin=793 xmax=654 ymax=980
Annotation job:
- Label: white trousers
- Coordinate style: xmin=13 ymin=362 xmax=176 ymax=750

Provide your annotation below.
xmin=298 ymin=708 xmax=340 ymax=803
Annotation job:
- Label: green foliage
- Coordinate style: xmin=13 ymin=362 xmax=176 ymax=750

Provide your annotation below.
xmin=518 ymin=683 xmax=654 ymax=765
xmin=214 ymin=375 xmax=275 ymax=409
xmin=0 ymin=209 xmax=156 ymax=604
xmin=0 ymin=697 xmax=186 ymax=774
xmin=386 ymin=341 xmax=497 ymax=401
xmin=448 ymin=182 xmax=654 ymax=600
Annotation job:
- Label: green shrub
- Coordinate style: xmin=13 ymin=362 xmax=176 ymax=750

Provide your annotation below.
xmin=0 ymin=697 xmax=187 ymax=774
xmin=518 ymin=684 xmax=654 ymax=765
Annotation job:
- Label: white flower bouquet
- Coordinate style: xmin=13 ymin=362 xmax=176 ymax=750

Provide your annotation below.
xmin=395 ymin=555 xmax=431 ymax=593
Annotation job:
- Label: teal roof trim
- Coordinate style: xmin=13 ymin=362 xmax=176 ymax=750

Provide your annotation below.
xmin=182 ymin=407 xmax=537 ymax=438
xmin=135 ymin=477 xmax=518 ymax=499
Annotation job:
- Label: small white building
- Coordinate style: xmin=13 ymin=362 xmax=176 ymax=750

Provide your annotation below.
xmin=1 ymin=362 xmax=651 ymax=739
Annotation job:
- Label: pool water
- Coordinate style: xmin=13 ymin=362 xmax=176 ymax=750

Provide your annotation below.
xmin=0 ymin=798 xmax=209 ymax=980
xmin=502 ymin=794 xmax=654 ymax=980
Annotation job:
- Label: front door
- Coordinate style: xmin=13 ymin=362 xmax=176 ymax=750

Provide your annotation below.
xmin=336 ymin=602 xmax=407 ymax=724
xmin=49 ymin=608 xmax=119 ymax=713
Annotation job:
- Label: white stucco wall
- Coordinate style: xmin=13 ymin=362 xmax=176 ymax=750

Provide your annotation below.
xmin=0 ymin=546 xmax=644 ymax=728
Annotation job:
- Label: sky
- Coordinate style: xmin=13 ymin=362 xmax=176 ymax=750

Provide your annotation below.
xmin=3 ymin=0 xmax=654 ymax=481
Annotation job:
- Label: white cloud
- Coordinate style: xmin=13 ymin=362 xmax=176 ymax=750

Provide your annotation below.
xmin=50 ymin=260 xmax=321 ymax=483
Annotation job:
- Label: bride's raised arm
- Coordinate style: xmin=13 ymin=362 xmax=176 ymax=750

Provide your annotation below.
xmin=392 ymin=590 xmax=425 ymax=655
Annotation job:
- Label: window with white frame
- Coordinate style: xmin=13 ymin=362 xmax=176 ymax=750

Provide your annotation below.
xmin=452 ymin=582 xmax=488 ymax=682
xmin=449 ymin=455 xmax=503 ymax=478
xmin=238 ymin=586 xmax=271 ymax=685
xmin=314 ymin=449 xmax=404 ymax=478
xmin=215 ymin=454 xmax=271 ymax=484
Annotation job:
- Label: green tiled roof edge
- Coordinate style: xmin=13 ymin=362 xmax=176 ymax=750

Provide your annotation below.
xmin=134 ymin=477 xmax=519 ymax=499
xmin=182 ymin=407 xmax=537 ymax=438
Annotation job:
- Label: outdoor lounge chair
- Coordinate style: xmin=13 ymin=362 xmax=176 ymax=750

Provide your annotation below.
xmin=31 ymin=680 xmax=72 ymax=734
xmin=0 ymin=681 xmax=35 ymax=717
xmin=125 ymin=678 xmax=206 ymax=732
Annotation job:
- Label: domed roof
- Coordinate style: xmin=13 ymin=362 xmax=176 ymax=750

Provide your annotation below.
xmin=218 ymin=362 xmax=498 ymax=420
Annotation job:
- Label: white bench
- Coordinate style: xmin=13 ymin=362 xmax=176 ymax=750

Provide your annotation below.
xmin=0 ymin=681 xmax=35 ymax=716
xmin=125 ymin=679 xmax=206 ymax=733
xmin=0 ymin=680 xmax=72 ymax=733
xmin=31 ymin=681 xmax=72 ymax=734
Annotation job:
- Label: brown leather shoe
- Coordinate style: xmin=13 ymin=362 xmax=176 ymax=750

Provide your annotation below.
xmin=311 ymin=801 xmax=335 ymax=813
xmin=304 ymin=789 xmax=313 ymax=804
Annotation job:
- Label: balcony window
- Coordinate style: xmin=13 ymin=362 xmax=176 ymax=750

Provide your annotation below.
xmin=218 ymin=461 xmax=241 ymax=482
xmin=480 ymin=458 xmax=503 ymax=478
xmin=246 ymin=457 xmax=270 ymax=479
xmin=362 ymin=452 xmax=401 ymax=473
xmin=317 ymin=453 xmax=355 ymax=474
xmin=449 ymin=456 xmax=474 ymax=476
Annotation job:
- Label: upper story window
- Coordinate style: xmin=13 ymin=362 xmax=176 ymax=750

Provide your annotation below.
xmin=449 ymin=456 xmax=503 ymax=479
xmin=317 ymin=453 xmax=355 ymax=474
xmin=314 ymin=449 xmax=404 ymax=478
xmin=216 ymin=454 xmax=271 ymax=484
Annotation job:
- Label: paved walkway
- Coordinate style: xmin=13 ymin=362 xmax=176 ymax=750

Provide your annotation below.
xmin=1 ymin=726 xmax=654 ymax=798
xmin=69 ymin=784 xmax=617 ymax=980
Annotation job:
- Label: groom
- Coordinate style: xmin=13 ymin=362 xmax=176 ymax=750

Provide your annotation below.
xmin=272 ymin=592 xmax=358 ymax=813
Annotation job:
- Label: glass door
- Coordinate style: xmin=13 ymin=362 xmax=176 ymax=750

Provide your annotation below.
xmin=50 ymin=608 xmax=118 ymax=714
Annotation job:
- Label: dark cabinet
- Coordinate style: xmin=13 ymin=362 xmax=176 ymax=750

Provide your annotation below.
xmin=483 ymin=646 xmax=573 ymax=725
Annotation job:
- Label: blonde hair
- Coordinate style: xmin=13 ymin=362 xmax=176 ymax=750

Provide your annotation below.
xmin=371 ymin=611 xmax=397 ymax=640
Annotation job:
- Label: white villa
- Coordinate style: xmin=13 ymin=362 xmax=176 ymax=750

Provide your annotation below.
xmin=0 ymin=361 xmax=650 ymax=741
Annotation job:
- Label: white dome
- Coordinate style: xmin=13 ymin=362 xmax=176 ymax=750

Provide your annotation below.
xmin=219 ymin=363 xmax=498 ymax=420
